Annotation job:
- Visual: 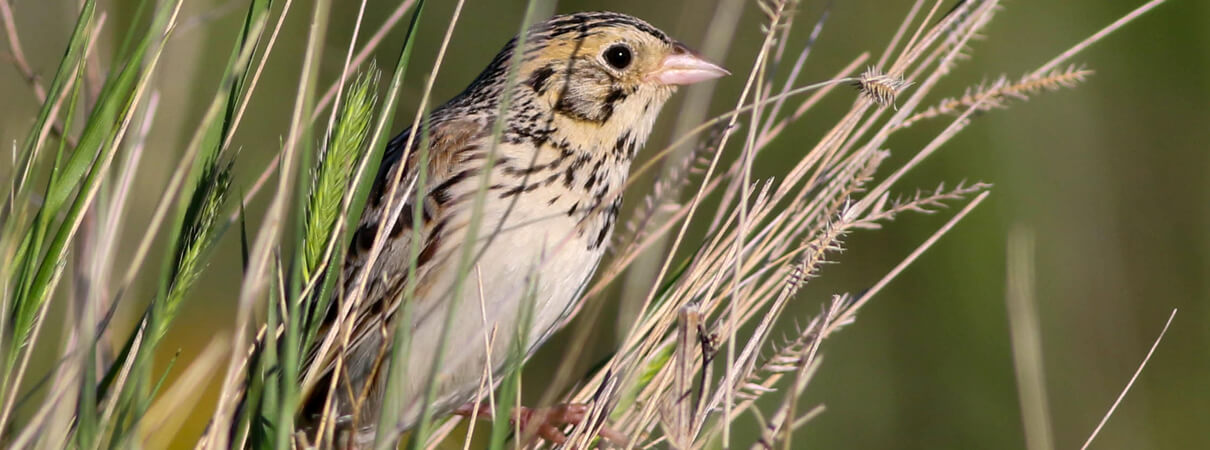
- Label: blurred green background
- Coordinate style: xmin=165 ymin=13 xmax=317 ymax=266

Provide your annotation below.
xmin=2 ymin=0 xmax=1207 ymax=448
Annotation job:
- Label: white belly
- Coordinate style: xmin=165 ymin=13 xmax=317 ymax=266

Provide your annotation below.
xmin=394 ymin=186 xmax=604 ymax=427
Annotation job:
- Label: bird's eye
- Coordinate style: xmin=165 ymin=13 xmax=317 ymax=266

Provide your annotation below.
xmin=603 ymin=44 xmax=633 ymax=70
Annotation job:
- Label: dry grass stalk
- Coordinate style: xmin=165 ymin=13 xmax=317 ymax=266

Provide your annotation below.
xmin=659 ymin=305 xmax=704 ymax=449
xmin=900 ymin=66 xmax=1094 ymax=128
xmin=1080 ymin=308 xmax=1177 ymax=450
xmin=1006 ymin=227 xmax=1056 ymax=450
xmin=750 ymin=297 xmax=843 ymax=449
xmin=613 ymin=123 xmax=729 ymax=259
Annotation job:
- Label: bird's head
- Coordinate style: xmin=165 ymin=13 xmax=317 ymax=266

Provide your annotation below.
xmin=460 ymin=12 xmax=727 ymax=154
xmin=521 ymin=12 xmax=728 ymax=123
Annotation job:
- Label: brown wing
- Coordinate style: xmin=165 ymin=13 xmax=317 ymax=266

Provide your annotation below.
xmin=341 ymin=118 xmax=481 ymax=299
xmin=299 ymin=118 xmax=485 ymax=417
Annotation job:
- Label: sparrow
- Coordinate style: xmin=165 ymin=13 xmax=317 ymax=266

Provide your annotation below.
xmin=304 ymin=11 xmax=727 ymax=446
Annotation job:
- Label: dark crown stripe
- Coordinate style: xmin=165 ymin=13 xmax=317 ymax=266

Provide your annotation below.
xmin=538 ymin=11 xmax=671 ymax=44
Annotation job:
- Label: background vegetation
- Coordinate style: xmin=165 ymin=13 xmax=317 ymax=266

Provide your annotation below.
xmin=1 ymin=0 xmax=1204 ymax=448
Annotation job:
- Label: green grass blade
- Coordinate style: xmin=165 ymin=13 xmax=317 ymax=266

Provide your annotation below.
xmin=269 ymin=0 xmax=336 ymax=445
xmin=486 ymin=279 xmax=538 ymax=450
xmin=7 ymin=0 xmax=178 ymax=368
xmin=304 ymin=6 xmax=427 ymax=435
xmin=159 ymin=0 xmax=273 ymax=306
xmin=316 ymin=0 xmax=427 ymax=316
xmin=91 ymin=7 xmax=266 ymax=443
xmin=408 ymin=1 xmax=553 ymax=447
xmin=373 ymin=115 xmax=431 ymax=450
xmin=7 ymin=0 xmax=95 ymax=202
xmin=292 ymin=71 xmax=380 ymax=431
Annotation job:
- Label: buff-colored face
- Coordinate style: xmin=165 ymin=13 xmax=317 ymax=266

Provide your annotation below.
xmin=520 ymin=20 xmax=727 ymax=126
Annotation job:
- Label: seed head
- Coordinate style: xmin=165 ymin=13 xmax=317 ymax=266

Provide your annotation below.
xmin=855 ymin=67 xmax=912 ymax=109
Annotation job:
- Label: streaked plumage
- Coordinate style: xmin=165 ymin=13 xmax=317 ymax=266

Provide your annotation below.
xmin=304 ymin=11 xmax=726 ymax=445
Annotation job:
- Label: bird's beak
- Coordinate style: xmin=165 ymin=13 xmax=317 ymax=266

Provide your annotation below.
xmin=650 ymin=42 xmax=729 ymax=86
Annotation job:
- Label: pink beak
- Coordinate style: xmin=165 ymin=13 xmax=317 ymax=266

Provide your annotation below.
xmin=650 ymin=43 xmax=729 ymax=86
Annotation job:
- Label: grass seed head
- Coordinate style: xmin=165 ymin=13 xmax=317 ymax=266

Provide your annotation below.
xmin=855 ymin=67 xmax=912 ymax=109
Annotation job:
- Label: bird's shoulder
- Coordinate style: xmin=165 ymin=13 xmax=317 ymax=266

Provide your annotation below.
xmin=378 ymin=115 xmax=488 ymax=191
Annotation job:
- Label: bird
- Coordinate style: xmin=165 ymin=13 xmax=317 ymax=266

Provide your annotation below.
xmin=302 ymin=11 xmax=727 ymax=447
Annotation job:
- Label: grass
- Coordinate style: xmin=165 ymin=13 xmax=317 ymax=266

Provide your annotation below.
xmin=0 ymin=0 xmax=1173 ymax=448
